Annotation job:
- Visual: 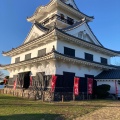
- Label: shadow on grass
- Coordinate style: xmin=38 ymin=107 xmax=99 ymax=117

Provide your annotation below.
xmin=0 ymin=113 xmax=64 ymax=120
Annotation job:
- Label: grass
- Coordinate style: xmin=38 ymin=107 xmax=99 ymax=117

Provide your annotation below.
xmin=0 ymin=94 xmax=116 ymax=120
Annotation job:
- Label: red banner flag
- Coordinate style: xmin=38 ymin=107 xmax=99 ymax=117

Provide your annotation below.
xmin=74 ymin=77 xmax=80 ymax=96
xmin=3 ymin=78 xmax=7 ymax=85
xmin=13 ymin=78 xmax=17 ymax=90
xmin=30 ymin=76 xmax=32 ymax=86
xmin=51 ymin=75 xmax=57 ymax=92
xmin=115 ymin=80 xmax=118 ymax=95
xmin=87 ymin=78 xmax=93 ymax=94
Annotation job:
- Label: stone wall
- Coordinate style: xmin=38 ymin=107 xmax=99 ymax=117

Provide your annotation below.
xmin=3 ymin=88 xmax=35 ymax=99
xmin=2 ymin=88 xmax=55 ymax=101
xmin=2 ymin=88 xmax=92 ymax=101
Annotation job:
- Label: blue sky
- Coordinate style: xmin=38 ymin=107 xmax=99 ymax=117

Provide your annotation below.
xmin=0 ymin=0 xmax=120 ymax=75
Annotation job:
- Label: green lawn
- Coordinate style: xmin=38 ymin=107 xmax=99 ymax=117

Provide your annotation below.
xmin=0 ymin=94 xmax=115 ymax=120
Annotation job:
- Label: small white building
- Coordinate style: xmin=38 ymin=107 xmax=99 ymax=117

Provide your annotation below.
xmin=1 ymin=0 xmax=120 ymax=100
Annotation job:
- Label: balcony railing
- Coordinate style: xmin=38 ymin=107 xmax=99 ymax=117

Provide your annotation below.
xmin=42 ymin=14 xmax=74 ymax=25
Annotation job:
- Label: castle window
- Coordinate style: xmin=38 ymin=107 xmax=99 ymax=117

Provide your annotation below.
xmin=85 ymin=53 xmax=93 ymax=61
xmin=78 ymin=31 xmax=86 ymax=40
xmin=67 ymin=17 xmax=74 ymax=25
xmin=64 ymin=47 xmax=75 ymax=57
xmin=25 ymin=53 xmax=31 ymax=60
xmin=78 ymin=32 xmax=83 ymax=39
xmin=101 ymin=57 xmax=107 ymax=64
xmin=38 ymin=48 xmax=46 ymax=57
xmin=15 ymin=57 xmax=20 ymax=63
xmin=83 ymin=34 xmax=86 ymax=40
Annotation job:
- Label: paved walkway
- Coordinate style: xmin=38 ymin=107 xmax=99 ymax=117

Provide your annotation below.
xmin=76 ymin=102 xmax=120 ymax=120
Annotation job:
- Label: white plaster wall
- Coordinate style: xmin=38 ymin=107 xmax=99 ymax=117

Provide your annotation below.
xmin=11 ymin=41 xmax=57 ymax=64
xmin=37 ymin=62 xmax=56 ymax=76
xmin=56 ymin=61 xmax=102 ymax=77
xmin=9 ymin=60 xmax=56 ymax=78
xmin=57 ymin=40 xmax=111 ymax=64
xmin=97 ymin=81 xmax=120 ymax=94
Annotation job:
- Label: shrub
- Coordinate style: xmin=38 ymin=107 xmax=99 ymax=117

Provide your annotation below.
xmin=95 ymin=84 xmax=111 ymax=99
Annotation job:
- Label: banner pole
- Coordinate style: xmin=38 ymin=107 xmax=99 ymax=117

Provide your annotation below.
xmin=73 ymin=89 xmax=75 ymax=101
xmin=87 ymin=78 xmax=88 ymax=100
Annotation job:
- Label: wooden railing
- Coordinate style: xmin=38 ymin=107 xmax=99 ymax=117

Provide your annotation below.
xmin=42 ymin=14 xmax=74 ymax=25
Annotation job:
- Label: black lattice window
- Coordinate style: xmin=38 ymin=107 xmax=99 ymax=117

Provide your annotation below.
xmin=64 ymin=47 xmax=75 ymax=57
xmin=25 ymin=53 xmax=31 ymax=60
xmin=85 ymin=53 xmax=93 ymax=61
xmin=15 ymin=57 xmax=20 ymax=63
xmin=101 ymin=57 xmax=107 ymax=64
xmin=38 ymin=48 xmax=46 ymax=57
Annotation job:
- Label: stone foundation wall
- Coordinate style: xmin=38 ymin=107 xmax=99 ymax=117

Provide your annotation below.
xmin=44 ymin=90 xmax=54 ymax=101
xmin=2 ymin=88 xmax=54 ymax=101
xmin=3 ymin=88 xmax=35 ymax=99
xmin=2 ymin=88 xmax=89 ymax=101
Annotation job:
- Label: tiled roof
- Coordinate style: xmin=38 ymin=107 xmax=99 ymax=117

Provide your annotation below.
xmin=95 ymin=69 xmax=120 ymax=79
xmin=61 ymin=1 xmax=94 ymax=19
xmin=54 ymin=51 xmax=117 ymax=69
xmin=62 ymin=20 xmax=103 ymax=47
xmin=2 ymin=27 xmax=120 ymax=56
xmin=1 ymin=51 xmax=117 ymax=70
xmin=56 ymin=28 xmax=120 ymax=54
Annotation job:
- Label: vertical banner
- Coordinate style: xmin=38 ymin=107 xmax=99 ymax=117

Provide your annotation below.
xmin=13 ymin=78 xmax=17 ymax=90
xmin=3 ymin=78 xmax=7 ymax=85
xmin=115 ymin=80 xmax=118 ymax=95
xmin=87 ymin=78 xmax=93 ymax=94
xmin=74 ymin=77 xmax=80 ymax=96
xmin=30 ymin=76 xmax=33 ymax=86
xmin=51 ymin=75 xmax=57 ymax=92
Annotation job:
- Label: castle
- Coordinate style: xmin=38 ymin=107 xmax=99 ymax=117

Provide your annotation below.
xmin=2 ymin=0 xmax=120 ymax=100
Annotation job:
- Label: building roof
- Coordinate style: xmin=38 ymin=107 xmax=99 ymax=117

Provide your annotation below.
xmin=61 ymin=1 xmax=94 ymax=19
xmin=1 ymin=51 xmax=117 ymax=70
xmin=23 ymin=22 xmax=49 ymax=44
xmin=54 ymin=51 xmax=117 ymax=69
xmin=56 ymin=28 xmax=120 ymax=55
xmin=27 ymin=0 xmax=93 ymax=22
xmin=62 ymin=19 xmax=103 ymax=47
xmin=95 ymin=69 xmax=120 ymax=79
xmin=2 ymin=27 xmax=120 ymax=57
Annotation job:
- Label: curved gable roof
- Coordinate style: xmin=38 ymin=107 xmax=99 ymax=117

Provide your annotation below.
xmin=27 ymin=0 xmax=94 ymax=22
xmin=62 ymin=19 xmax=103 ymax=46
xmin=23 ymin=22 xmax=48 ymax=44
